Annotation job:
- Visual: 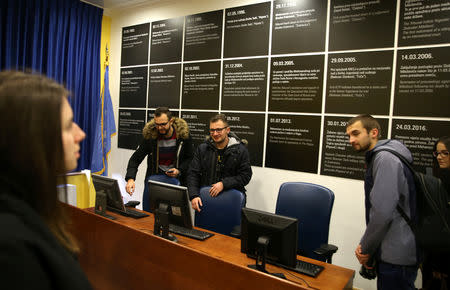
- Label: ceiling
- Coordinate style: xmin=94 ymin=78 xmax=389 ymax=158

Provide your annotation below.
xmin=81 ymin=0 xmax=166 ymax=10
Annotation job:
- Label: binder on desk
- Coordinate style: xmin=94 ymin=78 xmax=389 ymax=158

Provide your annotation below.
xmin=58 ymin=170 xmax=96 ymax=208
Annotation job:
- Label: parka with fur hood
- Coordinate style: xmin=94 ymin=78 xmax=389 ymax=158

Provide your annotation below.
xmin=125 ymin=117 xmax=194 ymax=186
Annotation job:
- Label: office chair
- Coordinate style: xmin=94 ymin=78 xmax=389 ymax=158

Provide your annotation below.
xmin=195 ymin=186 xmax=245 ymax=236
xmin=275 ymin=182 xmax=338 ymax=263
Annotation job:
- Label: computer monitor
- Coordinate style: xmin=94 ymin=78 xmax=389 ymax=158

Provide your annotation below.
xmin=241 ymin=207 xmax=298 ymax=271
xmin=91 ymin=174 xmax=125 ymax=212
xmin=148 ymin=180 xmax=193 ymax=237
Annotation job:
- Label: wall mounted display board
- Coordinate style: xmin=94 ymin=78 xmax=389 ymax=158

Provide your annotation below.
xmin=225 ymin=113 xmax=265 ymax=166
xmin=181 ymin=111 xmax=218 ymax=147
xmin=265 ymin=114 xmax=321 ymax=173
xmin=391 ymin=119 xmax=450 ymax=174
xmin=121 ymin=23 xmax=150 ymax=66
xmin=184 ymin=10 xmax=223 ymax=61
xmin=269 ymin=55 xmax=324 ymax=113
xmin=119 ymin=67 xmax=148 ymax=108
xmin=394 ymin=46 xmax=450 ymax=117
xmin=150 ymin=17 xmax=183 ymax=64
xmin=325 ymin=50 xmax=393 ymax=115
xmin=224 ymin=2 xmax=271 ymax=58
xmin=118 ymin=0 xmax=450 ymax=181
xmin=398 ymin=0 xmax=450 ymax=47
xmin=118 ymin=109 xmax=146 ymax=150
xmin=320 ymin=116 xmax=389 ymax=180
xmin=148 ymin=64 xmax=181 ymax=108
xmin=271 ymin=0 xmax=327 ymax=54
xmin=329 ymin=0 xmax=396 ymax=51
xmin=182 ymin=61 xmax=221 ymax=109
xmin=222 ymin=58 xmax=268 ymax=111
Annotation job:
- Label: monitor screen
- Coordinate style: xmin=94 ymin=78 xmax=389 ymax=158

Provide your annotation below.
xmin=92 ymin=174 xmax=125 ymax=212
xmin=241 ymin=208 xmax=298 ymax=268
xmin=148 ymin=180 xmax=193 ymax=229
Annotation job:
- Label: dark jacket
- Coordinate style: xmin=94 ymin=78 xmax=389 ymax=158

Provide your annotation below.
xmin=363 ymin=139 xmax=417 ymax=265
xmin=187 ymin=133 xmax=252 ymax=200
xmin=125 ymin=117 xmax=194 ymax=185
xmin=0 ymin=189 xmax=92 ymax=290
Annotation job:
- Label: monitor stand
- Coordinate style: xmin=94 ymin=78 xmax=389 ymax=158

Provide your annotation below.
xmin=153 ymin=203 xmax=178 ymax=243
xmin=248 ymin=236 xmax=286 ymax=279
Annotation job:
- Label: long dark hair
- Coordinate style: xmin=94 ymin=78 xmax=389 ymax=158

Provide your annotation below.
xmin=432 ymin=136 xmax=450 ymax=176
xmin=0 ymin=71 xmax=79 ymax=253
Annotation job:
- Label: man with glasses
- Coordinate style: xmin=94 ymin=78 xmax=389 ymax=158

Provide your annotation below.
xmin=188 ymin=114 xmax=252 ymax=212
xmin=125 ymin=107 xmax=194 ymax=211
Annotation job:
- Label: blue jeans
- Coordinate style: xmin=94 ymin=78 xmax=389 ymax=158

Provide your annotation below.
xmin=377 ymin=262 xmax=417 ymax=290
xmin=142 ymin=175 xmax=151 ymax=212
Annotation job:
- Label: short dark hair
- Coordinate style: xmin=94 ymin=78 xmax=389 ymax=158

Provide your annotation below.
xmin=347 ymin=114 xmax=381 ymax=139
xmin=210 ymin=113 xmax=228 ymax=126
xmin=154 ymin=107 xmax=172 ymax=120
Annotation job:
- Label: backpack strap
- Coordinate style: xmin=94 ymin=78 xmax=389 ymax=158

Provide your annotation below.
xmin=371 ymin=148 xmax=417 ymax=231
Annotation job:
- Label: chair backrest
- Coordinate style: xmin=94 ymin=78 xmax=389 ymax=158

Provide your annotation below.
xmin=275 ymin=182 xmax=335 ymax=261
xmin=148 ymin=174 xmax=180 ymax=186
xmin=195 ymin=187 xmax=245 ymax=236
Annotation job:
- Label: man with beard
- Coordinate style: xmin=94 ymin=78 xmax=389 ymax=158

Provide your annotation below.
xmin=188 ymin=114 xmax=252 ymax=212
xmin=346 ymin=114 xmax=418 ymax=289
xmin=125 ymin=107 xmax=193 ymax=211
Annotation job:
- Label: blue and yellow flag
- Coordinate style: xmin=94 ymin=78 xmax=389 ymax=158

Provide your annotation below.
xmin=91 ymin=63 xmax=116 ymax=175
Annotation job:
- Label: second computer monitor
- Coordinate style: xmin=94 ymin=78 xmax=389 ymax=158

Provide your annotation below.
xmin=92 ymin=174 xmax=125 ymax=212
xmin=241 ymin=207 xmax=298 ymax=268
xmin=148 ymin=180 xmax=193 ymax=229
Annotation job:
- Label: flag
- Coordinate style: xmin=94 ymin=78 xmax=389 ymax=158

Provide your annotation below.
xmin=91 ymin=64 xmax=116 ymax=175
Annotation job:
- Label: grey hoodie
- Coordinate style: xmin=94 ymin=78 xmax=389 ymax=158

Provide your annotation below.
xmin=361 ymin=139 xmax=417 ymax=265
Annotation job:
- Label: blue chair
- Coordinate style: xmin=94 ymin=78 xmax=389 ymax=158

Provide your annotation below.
xmin=275 ymin=182 xmax=338 ymax=263
xmin=142 ymin=174 xmax=180 ymax=212
xmin=195 ymin=186 xmax=245 ymax=236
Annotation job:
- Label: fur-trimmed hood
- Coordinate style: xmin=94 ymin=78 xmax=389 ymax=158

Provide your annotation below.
xmin=142 ymin=117 xmax=190 ymax=140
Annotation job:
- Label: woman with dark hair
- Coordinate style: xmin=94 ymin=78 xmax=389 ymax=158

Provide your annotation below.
xmin=422 ymin=136 xmax=450 ymax=289
xmin=0 ymin=71 xmax=91 ymax=289
xmin=432 ymin=136 xmax=450 ymax=193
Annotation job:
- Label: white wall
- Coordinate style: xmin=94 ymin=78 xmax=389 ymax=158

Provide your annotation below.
xmin=106 ymin=1 xmax=417 ymax=289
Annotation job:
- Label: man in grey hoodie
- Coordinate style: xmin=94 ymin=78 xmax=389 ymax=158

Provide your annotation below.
xmin=346 ymin=114 xmax=418 ymax=290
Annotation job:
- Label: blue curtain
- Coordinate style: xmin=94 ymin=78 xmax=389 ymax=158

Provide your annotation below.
xmin=0 ymin=0 xmax=103 ymax=171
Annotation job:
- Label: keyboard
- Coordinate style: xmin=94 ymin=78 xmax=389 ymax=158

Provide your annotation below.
xmin=107 ymin=206 xmax=149 ymax=219
xmin=288 ymin=259 xmax=324 ymax=277
xmin=124 ymin=208 xmax=149 ymax=218
xmin=168 ymin=224 xmax=214 ymax=240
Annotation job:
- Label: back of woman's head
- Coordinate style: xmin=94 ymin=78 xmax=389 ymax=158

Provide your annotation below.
xmin=0 ymin=71 xmax=72 ymax=243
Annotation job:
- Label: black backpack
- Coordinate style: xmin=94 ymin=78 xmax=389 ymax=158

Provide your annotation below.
xmin=374 ymin=148 xmax=450 ymax=254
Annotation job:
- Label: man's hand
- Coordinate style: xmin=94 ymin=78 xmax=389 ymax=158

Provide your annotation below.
xmin=355 ymin=244 xmax=372 ymax=267
xmin=126 ymin=179 xmax=135 ymax=196
xmin=191 ymin=197 xmax=203 ymax=212
xmin=209 ymin=182 xmax=224 ymax=197
xmin=165 ymin=168 xmax=180 ymax=178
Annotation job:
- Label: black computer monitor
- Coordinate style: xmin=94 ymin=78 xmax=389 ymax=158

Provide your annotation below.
xmin=148 ymin=179 xmax=193 ymax=229
xmin=241 ymin=207 xmax=298 ymax=271
xmin=91 ymin=174 xmax=125 ymax=212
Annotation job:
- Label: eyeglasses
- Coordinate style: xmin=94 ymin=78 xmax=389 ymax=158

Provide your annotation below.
xmin=209 ymin=126 xmax=228 ymax=133
xmin=433 ymin=150 xmax=449 ymax=157
xmin=155 ymin=122 xmax=169 ymax=127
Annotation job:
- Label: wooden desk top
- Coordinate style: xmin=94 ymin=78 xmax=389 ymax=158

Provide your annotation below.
xmin=68 ymin=206 xmax=354 ymax=290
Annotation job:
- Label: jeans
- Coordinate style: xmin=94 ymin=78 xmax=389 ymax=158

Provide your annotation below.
xmin=377 ymin=262 xmax=418 ymax=290
xmin=142 ymin=175 xmax=151 ymax=212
